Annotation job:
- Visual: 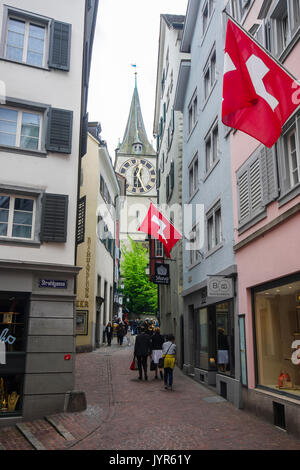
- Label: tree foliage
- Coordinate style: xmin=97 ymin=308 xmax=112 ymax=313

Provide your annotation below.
xmin=121 ymin=237 xmax=158 ymax=316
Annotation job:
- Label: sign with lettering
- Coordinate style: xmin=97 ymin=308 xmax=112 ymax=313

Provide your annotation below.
xmin=207 ymin=276 xmax=233 ymax=298
xmin=39 ymin=279 xmax=68 ymax=289
xmin=153 ymin=263 xmax=170 ymax=285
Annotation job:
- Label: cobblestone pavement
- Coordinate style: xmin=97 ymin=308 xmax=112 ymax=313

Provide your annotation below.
xmin=1 ymin=337 xmax=300 ymax=450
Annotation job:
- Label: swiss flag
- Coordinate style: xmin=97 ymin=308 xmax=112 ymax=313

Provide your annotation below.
xmin=138 ymin=203 xmax=181 ymax=259
xmin=222 ymin=19 xmax=300 ymax=148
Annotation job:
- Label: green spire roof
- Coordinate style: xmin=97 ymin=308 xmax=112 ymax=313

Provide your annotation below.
xmin=117 ymin=79 xmax=156 ymax=156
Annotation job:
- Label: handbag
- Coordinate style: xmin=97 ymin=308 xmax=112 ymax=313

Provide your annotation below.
xmin=130 ymin=357 xmax=138 ymax=371
xmin=159 ymin=343 xmax=172 ymax=369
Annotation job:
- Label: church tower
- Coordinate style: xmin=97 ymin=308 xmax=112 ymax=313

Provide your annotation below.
xmin=115 ymin=76 xmax=157 ymax=244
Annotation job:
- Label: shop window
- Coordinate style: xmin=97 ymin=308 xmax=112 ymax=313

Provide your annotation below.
xmin=216 ymin=302 xmax=235 ymax=376
xmin=254 ymin=277 xmax=300 ymax=398
xmin=0 ymin=293 xmax=28 ymax=416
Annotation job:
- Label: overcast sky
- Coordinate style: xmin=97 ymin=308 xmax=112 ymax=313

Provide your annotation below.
xmin=87 ymin=0 xmax=188 ymax=161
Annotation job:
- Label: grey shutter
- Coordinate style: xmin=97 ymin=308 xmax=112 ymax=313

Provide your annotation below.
xmin=46 ymin=108 xmax=73 ymax=153
xmin=76 ymin=196 xmax=86 ymax=245
xmin=237 ymin=169 xmax=250 ymax=224
xmin=40 ymin=194 xmax=68 ymax=242
xmin=49 ymin=20 xmax=72 ymax=71
xmin=80 ymin=112 xmax=89 ymax=157
xmin=170 ymin=161 xmax=175 ymax=190
xmin=249 ymin=157 xmax=263 ymax=215
xmin=261 ymin=146 xmax=279 ymax=204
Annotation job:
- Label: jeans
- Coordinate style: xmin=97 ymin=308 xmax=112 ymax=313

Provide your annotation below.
xmin=164 ymin=367 xmax=173 ymax=387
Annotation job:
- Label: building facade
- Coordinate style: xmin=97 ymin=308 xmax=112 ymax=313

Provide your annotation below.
xmin=175 ymin=0 xmax=240 ymax=407
xmin=0 ymin=0 xmax=98 ymax=422
xmin=115 ymin=78 xmax=157 ymax=247
xmin=228 ymin=0 xmax=300 ymax=436
xmin=76 ymin=124 xmax=120 ymax=352
xmin=152 ymin=14 xmax=188 ymax=364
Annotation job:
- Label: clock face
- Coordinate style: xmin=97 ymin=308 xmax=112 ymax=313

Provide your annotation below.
xmin=119 ymin=158 xmax=156 ymax=194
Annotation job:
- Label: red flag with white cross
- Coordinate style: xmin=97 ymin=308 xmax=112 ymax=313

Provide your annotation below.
xmin=138 ymin=203 xmax=181 ymax=259
xmin=222 ymin=18 xmax=300 ymax=148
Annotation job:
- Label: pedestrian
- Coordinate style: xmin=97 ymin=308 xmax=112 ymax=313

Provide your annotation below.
xmin=162 ymin=334 xmax=176 ymax=391
xmin=217 ymin=328 xmax=229 ymax=373
xmin=117 ymin=322 xmax=125 ymax=346
xmin=105 ymin=321 xmax=113 ymax=346
xmin=126 ymin=322 xmax=132 ymax=346
xmin=150 ymin=327 xmax=164 ymax=379
xmin=134 ymin=326 xmax=151 ymax=381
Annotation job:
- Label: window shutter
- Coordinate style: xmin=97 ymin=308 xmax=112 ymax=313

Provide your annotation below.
xmin=249 ymin=157 xmax=263 ymax=215
xmin=171 ymin=108 xmax=175 ymax=134
xmin=40 ymin=194 xmax=68 ymax=242
xmin=170 ymin=161 xmax=175 ymax=190
xmin=46 ymin=108 xmax=73 ymax=153
xmin=261 ymin=146 xmax=279 ymax=204
xmin=237 ymin=170 xmax=250 ymax=223
xmin=76 ymin=196 xmax=86 ymax=245
xmin=48 ymin=20 xmax=72 ymax=71
xmin=80 ymin=112 xmax=89 ymax=157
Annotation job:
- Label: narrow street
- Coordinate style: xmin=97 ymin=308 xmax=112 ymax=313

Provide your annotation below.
xmin=1 ymin=338 xmax=300 ymax=451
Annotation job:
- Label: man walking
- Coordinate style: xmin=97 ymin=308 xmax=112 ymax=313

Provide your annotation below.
xmin=134 ymin=326 xmax=151 ymax=381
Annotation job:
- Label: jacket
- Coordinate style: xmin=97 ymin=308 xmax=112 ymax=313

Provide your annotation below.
xmin=134 ymin=333 xmax=151 ymax=356
xmin=150 ymin=334 xmax=164 ymax=351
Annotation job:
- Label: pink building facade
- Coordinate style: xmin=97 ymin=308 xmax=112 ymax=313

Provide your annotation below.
xmin=229 ymin=0 xmax=300 ymax=435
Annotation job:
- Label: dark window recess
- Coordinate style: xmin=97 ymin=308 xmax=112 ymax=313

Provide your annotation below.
xmin=200 ymin=374 xmax=205 ymax=382
xmin=48 ymin=20 xmax=72 ymax=71
xmin=46 ymin=108 xmax=73 ymax=154
xmin=273 ymin=402 xmax=286 ymax=429
xmin=76 ymin=196 xmax=86 ymax=245
xmin=80 ymin=113 xmax=89 ymax=158
xmin=220 ymin=381 xmax=227 ymax=400
xmin=170 ymin=161 xmax=175 ymax=190
xmin=40 ymin=193 xmax=68 ymax=243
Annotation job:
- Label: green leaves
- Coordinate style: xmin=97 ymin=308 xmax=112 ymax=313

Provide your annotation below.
xmin=121 ymin=237 xmax=158 ymax=316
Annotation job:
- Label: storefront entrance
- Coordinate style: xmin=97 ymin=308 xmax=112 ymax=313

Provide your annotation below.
xmin=254 ymin=274 xmax=300 ymax=398
xmin=0 ymin=292 xmax=29 ymax=417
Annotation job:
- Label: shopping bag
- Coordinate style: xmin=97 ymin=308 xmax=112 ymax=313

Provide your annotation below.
xmin=130 ymin=357 xmax=138 ymax=371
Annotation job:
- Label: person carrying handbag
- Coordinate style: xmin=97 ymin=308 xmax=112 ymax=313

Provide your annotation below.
xmin=162 ymin=335 xmax=176 ymax=390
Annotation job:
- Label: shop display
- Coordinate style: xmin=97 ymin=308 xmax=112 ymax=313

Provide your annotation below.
xmin=0 ymin=377 xmax=21 ymax=413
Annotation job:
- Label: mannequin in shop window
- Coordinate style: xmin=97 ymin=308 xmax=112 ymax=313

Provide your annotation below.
xmin=217 ymin=328 xmax=229 ymax=373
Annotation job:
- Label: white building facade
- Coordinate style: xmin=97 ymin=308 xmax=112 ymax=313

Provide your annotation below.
xmin=0 ymin=0 xmax=98 ymax=422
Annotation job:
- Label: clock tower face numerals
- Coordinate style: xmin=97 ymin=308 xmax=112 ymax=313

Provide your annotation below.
xmin=120 ymin=158 xmax=156 ymax=194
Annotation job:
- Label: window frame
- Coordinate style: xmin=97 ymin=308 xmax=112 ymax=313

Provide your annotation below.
xmin=189 ymin=222 xmax=202 ymax=267
xmin=205 ymin=200 xmax=223 ymax=256
xmin=202 ymin=0 xmax=215 ymax=37
xmin=205 ymin=118 xmax=219 ymax=176
xmin=188 ymin=153 xmax=199 ymax=200
xmin=0 ymin=6 xmax=51 ymax=69
xmin=187 ymin=89 xmax=198 ymax=136
xmin=203 ymin=45 xmax=217 ymax=104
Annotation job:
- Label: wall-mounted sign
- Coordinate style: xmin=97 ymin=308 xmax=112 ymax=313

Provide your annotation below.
xmin=39 ymin=279 xmax=68 ymax=289
xmin=153 ymin=263 xmax=170 ymax=285
xmin=207 ymin=276 xmax=233 ymax=298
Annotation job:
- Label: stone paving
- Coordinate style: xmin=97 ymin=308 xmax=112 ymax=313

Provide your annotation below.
xmin=1 ymin=338 xmax=300 ymax=450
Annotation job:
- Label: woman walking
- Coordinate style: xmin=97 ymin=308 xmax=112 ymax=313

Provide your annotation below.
xmin=105 ymin=322 xmax=113 ymax=346
xmin=162 ymin=334 xmax=176 ymax=390
xmin=150 ymin=328 xmax=164 ymax=379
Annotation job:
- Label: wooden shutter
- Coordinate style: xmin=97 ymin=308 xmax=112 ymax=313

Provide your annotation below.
xmin=48 ymin=20 xmax=72 ymax=71
xmin=46 ymin=108 xmax=73 ymax=153
xmin=80 ymin=112 xmax=89 ymax=158
xmin=237 ymin=170 xmax=250 ymax=223
xmin=40 ymin=194 xmax=68 ymax=242
xmin=249 ymin=157 xmax=263 ymax=215
xmin=76 ymin=196 xmax=86 ymax=245
xmin=261 ymin=147 xmax=279 ymax=204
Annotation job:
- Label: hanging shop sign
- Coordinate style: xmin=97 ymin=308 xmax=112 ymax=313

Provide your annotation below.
xmin=153 ymin=263 xmax=170 ymax=285
xmin=207 ymin=276 xmax=233 ymax=298
xmin=39 ymin=279 xmax=68 ymax=289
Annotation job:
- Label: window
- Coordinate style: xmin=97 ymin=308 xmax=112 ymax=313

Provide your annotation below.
xmin=280 ymin=115 xmax=300 ymax=196
xmin=5 ymin=17 xmax=46 ymax=67
xmin=189 ymin=223 xmax=201 ymax=266
xmin=0 ymin=106 xmax=41 ymax=150
xmin=206 ymin=202 xmax=222 ymax=253
xmin=205 ymin=120 xmax=219 ymax=173
xmin=287 ymin=128 xmax=300 ymax=187
xmin=189 ymin=154 xmax=199 ymax=198
xmin=0 ymin=194 xmax=35 ymax=240
xmin=202 ymin=0 xmax=214 ymax=35
xmin=188 ymin=91 xmax=197 ymax=135
xmin=238 ymin=0 xmax=251 ymax=20
xmin=254 ymin=276 xmax=300 ymax=398
xmin=204 ymin=47 xmax=216 ymax=101
xmin=155 ymin=240 xmax=164 ymax=258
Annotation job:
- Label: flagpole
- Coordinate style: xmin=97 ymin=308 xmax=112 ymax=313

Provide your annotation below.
xmin=223 ymin=10 xmax=300 ymax=84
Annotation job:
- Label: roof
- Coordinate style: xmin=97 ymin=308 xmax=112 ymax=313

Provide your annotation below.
xmin=117 ymin=78 xmax=156 ymax=156
xmin=162 ymin=14 xmax=185 ymax=29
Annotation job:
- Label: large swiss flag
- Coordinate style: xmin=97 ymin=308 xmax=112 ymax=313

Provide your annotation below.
xmin=138 ymin=203 xmax=181 ymax=259
xmin=222 ymin=19 xmax=300 ymax=148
